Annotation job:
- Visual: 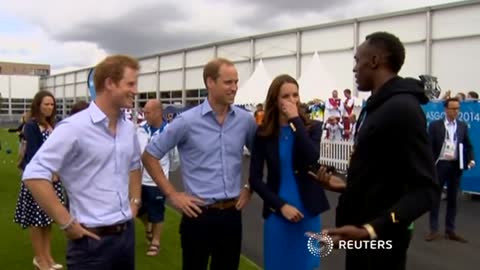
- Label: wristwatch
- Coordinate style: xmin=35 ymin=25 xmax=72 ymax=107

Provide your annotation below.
xmin=130 ymin=198 xmax=142 ymax=207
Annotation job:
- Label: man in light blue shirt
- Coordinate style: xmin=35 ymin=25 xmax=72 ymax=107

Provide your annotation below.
xmin=142 ymin=58 xmax=257 ymax=270
xmin=23 ymin=55 xmax=142 ymax=270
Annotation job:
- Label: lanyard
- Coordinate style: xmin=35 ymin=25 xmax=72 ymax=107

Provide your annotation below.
xmin=444 ymin=121 xmax=457 ymax=141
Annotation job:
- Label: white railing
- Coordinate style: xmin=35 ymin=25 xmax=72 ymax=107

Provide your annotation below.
xmin=319 ymin=139 xmax=354 ymax=173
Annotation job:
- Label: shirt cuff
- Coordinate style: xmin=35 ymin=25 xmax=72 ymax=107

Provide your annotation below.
xmin=363 ymin=224 xmax=378 ymax=240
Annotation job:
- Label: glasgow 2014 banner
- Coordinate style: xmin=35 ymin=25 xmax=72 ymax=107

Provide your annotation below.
xmin=422 ymin=101 xmax=480 ymax=194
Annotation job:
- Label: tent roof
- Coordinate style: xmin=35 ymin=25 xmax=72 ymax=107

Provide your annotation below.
xmin=235 ymin=60 xmax=272 ymax=105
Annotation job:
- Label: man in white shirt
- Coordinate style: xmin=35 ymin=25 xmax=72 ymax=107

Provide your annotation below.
xmin=326 ymin=90 xmax=342 ymax=120
xmin=426 ymin=97 xmax=475 ymax=243
xmin=137 ymin=99 xmax=170 ymax=256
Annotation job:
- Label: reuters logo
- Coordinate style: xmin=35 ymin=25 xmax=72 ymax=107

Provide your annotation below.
xmin=306 ymin=232 xmax=334 ymax=258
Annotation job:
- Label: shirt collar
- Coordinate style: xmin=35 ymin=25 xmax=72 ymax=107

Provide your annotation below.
xmin=88 ymin=101 xmax=126 ymax=124
xmin=444 ymin=118 xmax=457 ymax=125
xmin=200 ymin=99 xmax=235 ymax=116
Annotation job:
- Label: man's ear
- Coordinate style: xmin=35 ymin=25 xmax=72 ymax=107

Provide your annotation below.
xmin=104 ymin=77 xmax=114 ymax=91
xmin=370 ymin=54 xmax=380 ymax=69
xmin=206 ymin=76 xmax=215 ymax=89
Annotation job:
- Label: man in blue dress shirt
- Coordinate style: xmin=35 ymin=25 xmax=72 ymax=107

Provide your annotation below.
xmin=22 ymin=55 xmax=142 ymax=270
xmin=142 ymin=58 xmax=257 ymax=270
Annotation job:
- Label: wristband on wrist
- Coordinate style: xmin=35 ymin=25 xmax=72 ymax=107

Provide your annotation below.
xmin=362 ymin=223 xmax=378 ymax=240
xmin=59 ymin=217 xmax=76 ymax=231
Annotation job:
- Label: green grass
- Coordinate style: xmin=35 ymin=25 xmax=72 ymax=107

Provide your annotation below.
xmin=0 ymin=128 xmax=261 ymax=269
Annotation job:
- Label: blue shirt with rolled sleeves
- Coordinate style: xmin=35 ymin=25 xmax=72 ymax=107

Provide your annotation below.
xmin=22 ymin=102 xmax=141 ymax=227
xmin=145 ymin=100 xmax=257 ymax=204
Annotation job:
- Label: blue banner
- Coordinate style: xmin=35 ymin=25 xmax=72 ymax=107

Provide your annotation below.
xmin=87 ymin=68 xmax=96 ymax=101
xmin=422 ymin=101 xmax=480 ymax=194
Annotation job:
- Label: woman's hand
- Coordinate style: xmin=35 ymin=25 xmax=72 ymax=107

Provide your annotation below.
xmin=281 ymin=100 xmax=299 ymax=119
xmin=280 ymin=204 xmax=304 ymax=223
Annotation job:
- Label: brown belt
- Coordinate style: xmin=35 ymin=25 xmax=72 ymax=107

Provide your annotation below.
xmin=203 ymin=198 xmax=237 ymax=210
xmin=85 ymin=221 xmax=128 ymax=236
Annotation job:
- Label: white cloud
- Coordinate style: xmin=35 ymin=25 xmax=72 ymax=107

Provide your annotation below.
xmin=0 ymin=0 xmax=464 ymax=73
xmin=0 ymin=26 xmax=106 ymax=73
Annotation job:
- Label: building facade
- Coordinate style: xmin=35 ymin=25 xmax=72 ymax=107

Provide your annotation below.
xmin=0 ymin=61 xmax=50 ymax=76
xmin=21 ymin=0 xmax=480 ymax=118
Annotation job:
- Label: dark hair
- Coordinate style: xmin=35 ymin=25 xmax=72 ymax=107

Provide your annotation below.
xmin=365 ymin=32 xmax=405 ymax=73
xmin=30 ymin=90 xmax=56 ymax=127
xmin=344 ymin=89 xmax=351 ymax=95
xmin=202 ymin=58 xmax=234 ymax=88
xmin=70 ymin=101 xmax=89 ymax=115
xmin=444 ymin=97 xmax=460 ymax=108
xmin=94 ymin=55 xmax=140 ymax=92
xmin=259 ymin=74 xmax=310 ymax=137
xmin=456 ymin=92 xmax=466 ymax=101
xmin=467 ymin=91 xmax=478 ymax=99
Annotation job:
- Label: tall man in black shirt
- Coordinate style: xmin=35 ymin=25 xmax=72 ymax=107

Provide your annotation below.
xmin=313 ymin=32 xmax=440 ymax=270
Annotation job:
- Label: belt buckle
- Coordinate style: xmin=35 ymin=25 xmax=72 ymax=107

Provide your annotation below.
xmin=217 ymin=202 xmax=227 ymax=210
xmin=117 ymin=223 xmax=127 ymax=233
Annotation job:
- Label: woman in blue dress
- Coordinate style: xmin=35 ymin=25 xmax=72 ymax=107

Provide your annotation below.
xmin=249 ymin=74 xmax=330 ymax=270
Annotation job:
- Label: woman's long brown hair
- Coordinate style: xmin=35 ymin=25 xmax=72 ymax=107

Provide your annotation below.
xmin=258 ymin=74 xmax=310 ymax=137
xmin=30 ymin=90 xmax=56 ymax=128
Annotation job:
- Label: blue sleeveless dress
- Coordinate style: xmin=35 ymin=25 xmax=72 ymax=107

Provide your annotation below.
xmin=264 ymin=126 xmax=321 ymax=270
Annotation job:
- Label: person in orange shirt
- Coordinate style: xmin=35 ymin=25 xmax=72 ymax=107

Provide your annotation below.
xmin=254 ymin=103 xmax=265 ymax=125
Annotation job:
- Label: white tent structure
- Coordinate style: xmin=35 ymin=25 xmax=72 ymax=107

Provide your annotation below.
xmin=298 ymin=51 xmax=338 ymax=103
xmin=235 ymin=60 xmax=272 ymax=106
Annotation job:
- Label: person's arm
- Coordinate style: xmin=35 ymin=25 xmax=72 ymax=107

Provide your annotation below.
xmin=236 ymin=117 xmax=257 ymax=210
xmin=325 ymin=100 xmax=333 ymax=110
xmin=309 ymin=167 xmax=346 ymax=193
xmin=462 ymin=122 xmax=475 ymax=168
xmin=427 ymin=121 xmax=437 ymax=160
xmin=249 ymin=133 xmax=286 ymax=212
xmin=23 ymin=122 xmax=99 ymax=240
xmin=22 ymin=121 xmax=42 ymax=167
xmin=142 ymin=115 xmax=204 ymax=217
xmin=288 ymin=117 xmax=320 ymax=165
xmin=245 ymin=116 xmax=258 ymax=153
xmin=129 ymin=132 xmax=142 ymax=216
xmin=367 ymin=99 xmax=440 ymax=239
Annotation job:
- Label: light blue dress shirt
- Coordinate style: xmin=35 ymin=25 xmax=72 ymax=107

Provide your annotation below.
xmin=22 ymin=102 xmax=141 ymax=227
xmin=145 ymin=100 xmax=257 ymax=204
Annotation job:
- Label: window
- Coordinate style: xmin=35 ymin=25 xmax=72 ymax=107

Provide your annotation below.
xmin=172 ymin=91 xmax=182 ymax=98
xmin=147 ymin=92 xmax=156 ymax=99
xmin=186 ymin=89 xmax=198 ymax=98
xmin=186 ymin=100 xmax=199 ymax=107
xmin=160 ymin=92 xmax=171 ymax=99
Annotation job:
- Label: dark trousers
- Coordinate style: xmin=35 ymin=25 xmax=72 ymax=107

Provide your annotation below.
xmin=345 ymin=230 xmax=412 ymax=270
xmin=429 ymin=161 xmax=462 ymax=233
xmin=180 ymin=208 xmax=242 ymax=270
xmin=66 ymin=220 xmax=135 ymax=270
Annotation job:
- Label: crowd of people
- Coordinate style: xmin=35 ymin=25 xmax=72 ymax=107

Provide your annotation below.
xmin=9 ymin=31 xmax=476 ymax=270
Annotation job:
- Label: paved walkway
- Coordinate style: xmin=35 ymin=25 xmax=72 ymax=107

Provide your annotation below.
xmin=170 ymin=157 xmax=480 ymax=269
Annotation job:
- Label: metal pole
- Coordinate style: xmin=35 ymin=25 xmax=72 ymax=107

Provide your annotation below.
xmin=425 ymin=9 xmax=432 ymax=75
xmin=296 ymin=31 xmax=302 ymax=79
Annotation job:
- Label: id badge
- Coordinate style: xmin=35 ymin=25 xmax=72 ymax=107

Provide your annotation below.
xmin=444 ymin=141 xmax=456 ymax=160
